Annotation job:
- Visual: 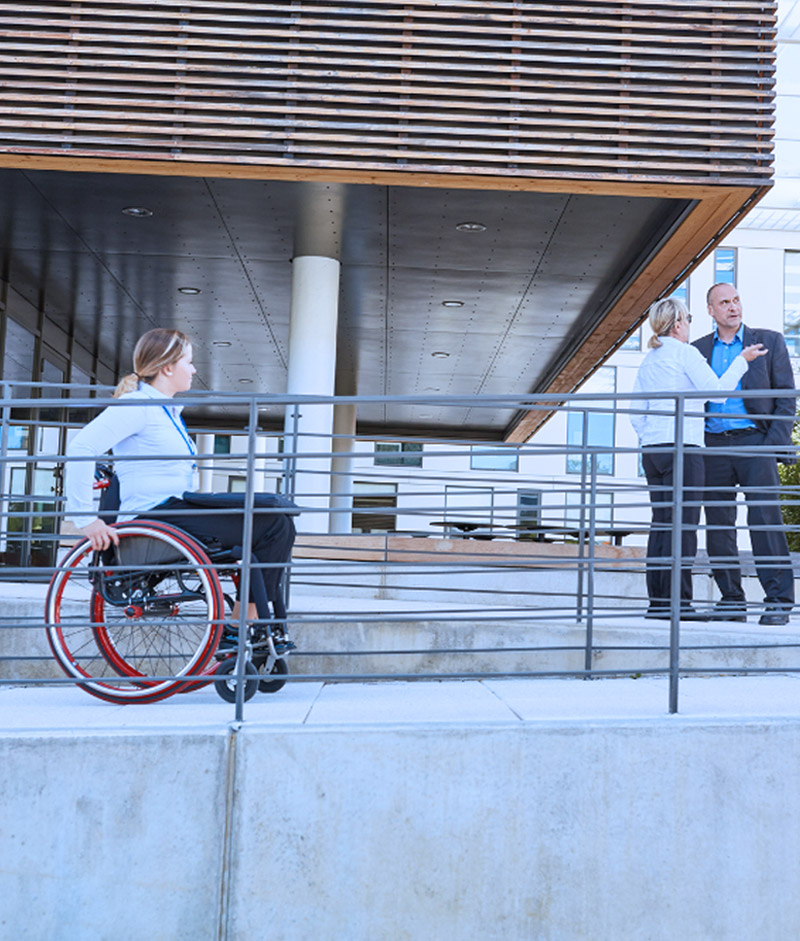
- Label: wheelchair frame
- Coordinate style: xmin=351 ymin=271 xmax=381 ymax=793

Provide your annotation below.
xmin=45 ymin=519 xmax=293 ymax=705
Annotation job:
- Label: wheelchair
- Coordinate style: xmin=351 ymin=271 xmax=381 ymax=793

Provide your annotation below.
xmin=45 ymin=469 xmax=295 ymax=705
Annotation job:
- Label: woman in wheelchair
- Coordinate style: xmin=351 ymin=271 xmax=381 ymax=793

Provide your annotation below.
xmin=54 ymin=327 xmax=297 ymax=703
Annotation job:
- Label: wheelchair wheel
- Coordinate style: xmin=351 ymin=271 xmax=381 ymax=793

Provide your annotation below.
xmin=213 ymin=657 xmax=259 ymax=703
xmin=45 ymin=522 xmax=225 ymax=704
xmin=259 ymin=656 xmax=289 ymax=694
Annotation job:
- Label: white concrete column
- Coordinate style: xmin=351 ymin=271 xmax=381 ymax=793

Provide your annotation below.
xmin=196 ymin=433 xmax=215 ymax=492
xmin=329 ymin=401 xmax=357 ymax=534
xmin=284 ymin=254 xmax=341 ymax=532
xmin=283 ymin=182 xmax=345 ymax=533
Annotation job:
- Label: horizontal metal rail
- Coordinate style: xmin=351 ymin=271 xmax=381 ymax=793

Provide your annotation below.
xmin=1 ymin=382 xmax=797 ymax=719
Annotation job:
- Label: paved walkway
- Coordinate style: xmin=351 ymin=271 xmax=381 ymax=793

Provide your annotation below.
xmin=2 ymin=674 xmax=799 ymax=733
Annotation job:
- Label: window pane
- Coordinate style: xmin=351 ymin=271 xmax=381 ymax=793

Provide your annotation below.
xmin=670 ymin=280 xmax=689 ymax=304
xmin=39 ymin=358 xmax=65 ymax=422
xmin=714 ymin=248 xmax=736 ymax=285
xmin=6 ymin=427 xmax=29 ymax=450
xmin=69 ymin=364 xmax=94 ymax=424
xmin=620 ymin=328 xmax=641 ymax=352
xmin=517 ymin=490 xmax=542 ymax=526
xmin=374 ymin=442 xmax=422 ymax=466
xmin=784 ymin=250 xmax=800 ymax=356
xmin=352 ymin=481 xmax=398 ymax=532
xmin=566 ymin=367 xmax=616 ymax=475
xmin=470 ymin=446 xmax=519 ymax=472
xmin=3 ymin=318 xmax=35 ymax=399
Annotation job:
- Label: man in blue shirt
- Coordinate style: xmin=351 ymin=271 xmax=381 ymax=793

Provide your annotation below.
xmin=693 ymin=283 xmax=796 ymax=625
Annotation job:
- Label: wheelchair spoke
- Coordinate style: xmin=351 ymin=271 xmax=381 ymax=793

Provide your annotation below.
xmin=45 ymin=523 xmax=225 ymax=704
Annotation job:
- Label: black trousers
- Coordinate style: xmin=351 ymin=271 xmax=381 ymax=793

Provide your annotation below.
xmin=138 ymin=498 xmax=296 ymax=622
xmin=704 ymin=428 xmax=793 ymax=606
xmin=642 ymin=445 xmax=704 ymax=606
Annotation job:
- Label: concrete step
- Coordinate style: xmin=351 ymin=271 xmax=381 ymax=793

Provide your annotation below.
xmin=6 ymin=582 xmax=797 ymax=681
xmin=289 ymin=597 xmax=800 ymax=676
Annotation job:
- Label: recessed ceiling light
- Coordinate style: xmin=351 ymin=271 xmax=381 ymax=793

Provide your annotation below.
xmin=212 ymin=340 xmax=232 ymax=347
xmin=442 ymin=300 xmax=464 ymax=308
xmin=239 ymin=377 xmax=253 ymax=384
xmin=431 ymin=351 xmax=450 ymax=359
xmin=455 ymin=222 xmax=486 ymax=232
xmin=177 ymin=286 xmax=201 ymax=295
xmin=122 ymin=206 xmax=153 ymax=217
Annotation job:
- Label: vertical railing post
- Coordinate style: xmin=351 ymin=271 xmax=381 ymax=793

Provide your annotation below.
xmin=584 ymin=452 xmax=598 ymax=674
xmin=576 ymin=408 xmax=589 ymax=622
xmin=232 ymin=397 xmax=259 ymax=722
xmin=668 ymin=395 xmax=686 ymax=714
xmin=285 ymin=403 xmax=300 ymax=501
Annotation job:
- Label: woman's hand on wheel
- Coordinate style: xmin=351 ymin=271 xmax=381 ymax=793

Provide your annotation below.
xmin=742 ymin=343 xmax=768 ymax=362
xmin=80 ymin=519 xmax=120 ymax=551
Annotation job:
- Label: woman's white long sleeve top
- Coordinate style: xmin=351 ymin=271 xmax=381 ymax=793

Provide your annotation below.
xmin=65 ymin=382 xmax=196 ymax=527
xmin=630 ymin=336 xmax=749 ymax=446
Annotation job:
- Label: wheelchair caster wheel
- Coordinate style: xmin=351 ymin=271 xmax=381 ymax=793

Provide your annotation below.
xmin=214 ymin=658 xmax=259 ymax=703
xmin=259 ymin=656 xmax=289 ymax=694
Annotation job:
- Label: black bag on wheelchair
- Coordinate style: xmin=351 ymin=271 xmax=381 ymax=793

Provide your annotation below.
xmin=94 ymin=463 xmax=301 ymax=521
xmin=179 ymin=490 xmax=301 ymax=515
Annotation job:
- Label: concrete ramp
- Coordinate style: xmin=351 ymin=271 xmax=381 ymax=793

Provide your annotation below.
xmin=1 ymin=676 xmax=799 ymax=940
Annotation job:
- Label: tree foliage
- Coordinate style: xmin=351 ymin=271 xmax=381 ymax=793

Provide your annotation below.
xmin=778 ymin=420 xmax=800 ymax=552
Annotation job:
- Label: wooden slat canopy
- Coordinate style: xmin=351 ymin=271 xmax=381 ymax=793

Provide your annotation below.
xmin=0 ymin=0 xmax=775 ymax=185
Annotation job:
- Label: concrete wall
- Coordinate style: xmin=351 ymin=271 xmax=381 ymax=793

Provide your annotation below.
xmin=3 ymin=718 xmax=799 ymax=940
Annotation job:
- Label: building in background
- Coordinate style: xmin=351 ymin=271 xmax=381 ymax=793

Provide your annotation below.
xmin=0 ymin=0 xmax=781 ymax=559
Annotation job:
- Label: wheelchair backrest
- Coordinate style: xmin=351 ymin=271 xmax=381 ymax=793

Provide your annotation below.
xmin=94 ymin=463 xmax=120 ymax=523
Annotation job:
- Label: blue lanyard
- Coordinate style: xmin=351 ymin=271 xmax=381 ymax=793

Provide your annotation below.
xmin=162 ymin=405 xmax=197 ymax=468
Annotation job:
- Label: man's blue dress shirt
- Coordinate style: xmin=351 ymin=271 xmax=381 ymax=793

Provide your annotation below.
xmin=705 ymin=324 xmax=756 ymax=433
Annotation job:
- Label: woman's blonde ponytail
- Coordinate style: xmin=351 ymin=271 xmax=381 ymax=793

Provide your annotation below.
xmin=645 ymin=297 xmax=689 ymax=351
xmin=113 ymin=373 xmax=140 ymax=398
xmin=112 ymin=328 xmax=191 ymax=399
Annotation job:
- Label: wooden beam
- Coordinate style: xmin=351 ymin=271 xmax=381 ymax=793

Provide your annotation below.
xmin=504 ymin=185 xmax=772 ymax=442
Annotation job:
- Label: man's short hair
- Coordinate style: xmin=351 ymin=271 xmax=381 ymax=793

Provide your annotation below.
xmin=707 ymin=281 xmax=735 ymax=305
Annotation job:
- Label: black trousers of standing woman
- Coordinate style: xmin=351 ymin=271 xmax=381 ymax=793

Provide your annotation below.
xmin=641 ymin=445 xmax=704 ymax=608
xmin=141 ymin=496 xmax=296 ymax=623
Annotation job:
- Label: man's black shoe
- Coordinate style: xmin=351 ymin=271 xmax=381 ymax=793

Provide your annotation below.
xmin=709 ymin=602 xmax=747 ymax=623
xmin=645 ymin=606 xmax=669 ymax=620
xmin=759 ymin=606 xmax=791 ymax=626
xmin=678 ymin=606 xmax=708 ymax=622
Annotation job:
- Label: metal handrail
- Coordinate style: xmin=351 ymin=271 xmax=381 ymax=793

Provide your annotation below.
xmin=1 ymin=383 xmax=797 ymax=719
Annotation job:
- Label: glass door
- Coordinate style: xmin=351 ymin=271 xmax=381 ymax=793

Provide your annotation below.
xmin=3 ymin=352 xmax=67 ymax=572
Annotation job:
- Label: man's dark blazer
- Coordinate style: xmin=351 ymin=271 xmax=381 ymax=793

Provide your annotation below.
xmin=693 ymin=325 xmax=797 ymax=460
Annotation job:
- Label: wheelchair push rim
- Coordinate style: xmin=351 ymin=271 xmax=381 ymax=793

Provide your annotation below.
xmin=45 ymin=522 xmax=225 ymax=704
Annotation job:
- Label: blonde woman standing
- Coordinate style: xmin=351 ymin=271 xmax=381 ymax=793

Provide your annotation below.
xmin=630 ymin=298 xmax=766 ymax=619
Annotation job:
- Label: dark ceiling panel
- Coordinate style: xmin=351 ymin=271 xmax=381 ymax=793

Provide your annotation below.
xmin=0 ymin=167 xmax=690 ymax=435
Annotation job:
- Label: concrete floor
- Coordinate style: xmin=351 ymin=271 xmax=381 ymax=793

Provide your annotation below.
xmin=2 ymin=673 xmax=799 ymax=733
